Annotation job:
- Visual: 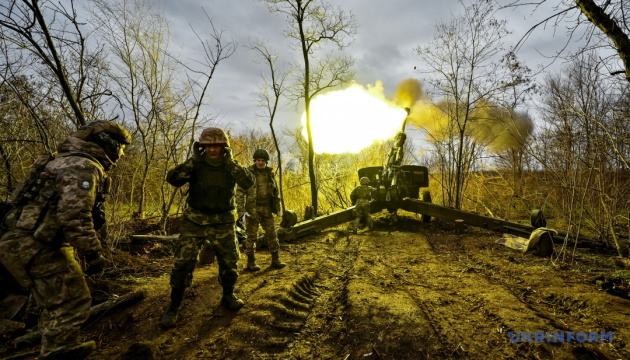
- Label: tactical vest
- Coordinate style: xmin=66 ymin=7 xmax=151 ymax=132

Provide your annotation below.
xmin=187 ymin=162 xmax=236 ymax=213
xmin=255 ymin=169 xmax=271 ymax=205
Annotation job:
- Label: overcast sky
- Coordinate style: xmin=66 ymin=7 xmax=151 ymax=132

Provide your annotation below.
xmin=153 ymin=0 xmax=581 ymax=136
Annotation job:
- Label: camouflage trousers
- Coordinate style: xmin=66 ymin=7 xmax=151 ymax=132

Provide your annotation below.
xmin=244 ymin=205 xmax=279 ymax=254
xmin=354 ymin=199 xmax=373 ymax=231
xmin=0 ymin=231 xmax=91 ymax=358
xmin=170 ymin=218 xmax=240 ymax=289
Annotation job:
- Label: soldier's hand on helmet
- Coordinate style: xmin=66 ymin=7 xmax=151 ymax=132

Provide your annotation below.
xmin=192 ymin=141 xmax=203 ymax=162
xmin=85 ymin=251 xmax=107 ymax=274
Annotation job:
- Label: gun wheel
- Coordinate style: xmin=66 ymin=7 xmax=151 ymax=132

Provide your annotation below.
xmin=530 ymin=209 xmax=547 ymax=228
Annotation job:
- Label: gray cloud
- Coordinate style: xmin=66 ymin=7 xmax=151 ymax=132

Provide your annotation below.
xmin=153 ymin=0 xmax=587 ymax=134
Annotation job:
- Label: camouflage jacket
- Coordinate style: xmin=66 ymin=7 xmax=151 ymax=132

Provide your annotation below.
xmin=8 ymin=137 xmax=113 ymax=254
xmin=167 ymin=153 xmax=254 ymax=225
xmin=236 ymin=165 xmax=280 ymax=216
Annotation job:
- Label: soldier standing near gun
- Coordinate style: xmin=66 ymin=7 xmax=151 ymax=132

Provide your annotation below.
xmin=350 ymin=177 xmax=375 ymax=234
xmin=0 ymin=120 xmax=131 ymax=360
xmin=161 ymin=127 xmax=254 ymax=328
xmin=237 ymin=149 xmax=286 ymax=271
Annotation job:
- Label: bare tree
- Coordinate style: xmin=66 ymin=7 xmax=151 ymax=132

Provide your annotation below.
xmin=0 ymin=75 xmax=72 ymax=198
xmin=499 ymin=0 xmax=630 ymax=81
xmin=160 ymin=11 xmax=236 ymax=230
xmin=415 ymin=0 xmax=532 ymax=209
xmin=0 ymin=0 xmax=116 ymax=202
xmin=249 ymin=40 xmax=293 ymax=213
xmin=90 ymin=0 xmax=179 ymax=219
xmin=260 ymin=0 xmax=356 ymax=216
xmin=0 ymin=0 xmax=117 ymax=127
xmin=533 ymin=53 xmax=630 ymax=257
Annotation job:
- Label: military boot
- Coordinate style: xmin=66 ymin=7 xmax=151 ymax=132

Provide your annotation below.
xmin=221 ymin=286 xmax=244 ymax=311
xmin=39 ymin=341 xmax=96 ymax=360
xmin=271 ymin=251 xmax=286 ymax=269
xmin=246 ymin=253 xmax=261 ymax=271
xmin=160 ymin=287 xmax=185 ymax=328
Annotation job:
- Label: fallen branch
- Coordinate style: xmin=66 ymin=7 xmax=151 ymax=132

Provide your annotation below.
xmin=129 ymin=235 xmax=179 ymax=243
xmin=13 ymin=290 xmax=145 ymax=350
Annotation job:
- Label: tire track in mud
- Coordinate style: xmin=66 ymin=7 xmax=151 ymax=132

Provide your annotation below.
xmin=325 ymin=234 xmax=441 ymax=357
xmin=421 ymin=229 xmax=627 ymax=360
xmin=342 ymin=228 xmax=610 ymax=359
xmin=86 ymin=224 xmax=628 ymax=360
xmin=167 ymin=232 xmax=363 ymax=359
xmin=282 ymin=233 xmax=365 ymax=359
xmin=341 ymin=230 xmax=462 ymax=359
xmin=446 ymin=236 xmax=628 ymax=359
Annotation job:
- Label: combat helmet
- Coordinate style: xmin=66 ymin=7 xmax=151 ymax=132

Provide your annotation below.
xmin=360 ymin=177 xmax=370 ymax=185
xmin=253 ymin=149 xmax=270 ymax=161
xmin=73 ymin=120 xmax=132 ymax=163
xmin=199 ymin=127 xmax=230 ymax=147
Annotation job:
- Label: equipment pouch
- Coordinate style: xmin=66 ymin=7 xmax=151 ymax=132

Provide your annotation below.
xmin=33 ymin=211 xmax=59 ymax=243
xmin=0 ymin=233 xmax=45 ymax=288
xmin=15 ymin=204 xmax=43 ymax=231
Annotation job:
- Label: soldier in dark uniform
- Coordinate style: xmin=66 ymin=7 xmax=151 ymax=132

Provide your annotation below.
xmin=350 ymin=177 xmax=375 ymax=234
xmin=0 ymin=120 xmax=132 ymax=360
xmin=160 ymin=127 xmax=255 ymax=328
xmin=236 ymin=149 xmax=285 ymax=271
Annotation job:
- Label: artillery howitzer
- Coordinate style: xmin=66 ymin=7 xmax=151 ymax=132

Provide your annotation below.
xmin=278 ymin=110 xmax=565 ymax=256
xmin=357 ymin=109 xmax=431 ymax=221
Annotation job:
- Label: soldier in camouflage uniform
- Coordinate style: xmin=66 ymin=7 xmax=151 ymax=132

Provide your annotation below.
xmin=0 ymin=121 xmax=131 ymax=360
xmin=160 ymin=127 xmax=254 ymax=328
xmin=236 ymin=149 xmax=285 ymax=271
xmin=350 ymin=177 xmax=375 ymax=234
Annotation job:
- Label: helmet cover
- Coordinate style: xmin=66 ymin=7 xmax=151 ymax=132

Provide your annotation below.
xmin=199 ymin=127 xmax=230 ymax=147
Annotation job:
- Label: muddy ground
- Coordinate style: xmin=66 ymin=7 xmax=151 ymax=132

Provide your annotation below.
xmin=2 ymin=211 xmax=630 ymax=360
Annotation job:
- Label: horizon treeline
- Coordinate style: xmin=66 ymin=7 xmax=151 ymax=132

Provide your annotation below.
xmin=0 ymin=0 xmax=628 ymax=259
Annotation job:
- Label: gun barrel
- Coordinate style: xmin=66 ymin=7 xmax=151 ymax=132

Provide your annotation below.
xmin=400 ymin=107 xmax=410 ymax=133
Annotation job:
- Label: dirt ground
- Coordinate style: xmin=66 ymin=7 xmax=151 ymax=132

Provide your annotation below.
xmin=2 ymin=211 xmax=630 ymax=360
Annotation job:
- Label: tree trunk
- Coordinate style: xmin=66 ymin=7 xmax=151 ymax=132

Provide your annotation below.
xmin=575 ymin=0 xmax=630 ymax=81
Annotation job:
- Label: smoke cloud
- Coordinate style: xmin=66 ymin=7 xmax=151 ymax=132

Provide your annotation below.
xmin=398 ymin=79 xmax=533 ymax=153
xmin=471 ymin=106 xmax=533 ymax=153
xmin=391 ymin=78 xmax=424 ymax=109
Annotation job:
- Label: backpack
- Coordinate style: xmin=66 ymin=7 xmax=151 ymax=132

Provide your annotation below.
xmin=0 ymin=154 xmax=55 ymax=234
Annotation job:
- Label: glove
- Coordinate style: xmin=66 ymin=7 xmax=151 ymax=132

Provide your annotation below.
xmin=85 ymin=251 xmax=106 ymax=274
xmin=223 ymin=147 xmax=238 ymax=172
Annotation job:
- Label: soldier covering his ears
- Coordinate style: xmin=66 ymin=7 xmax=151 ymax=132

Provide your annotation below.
xmin=161 ymin=127 xmax=255 ymax=328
